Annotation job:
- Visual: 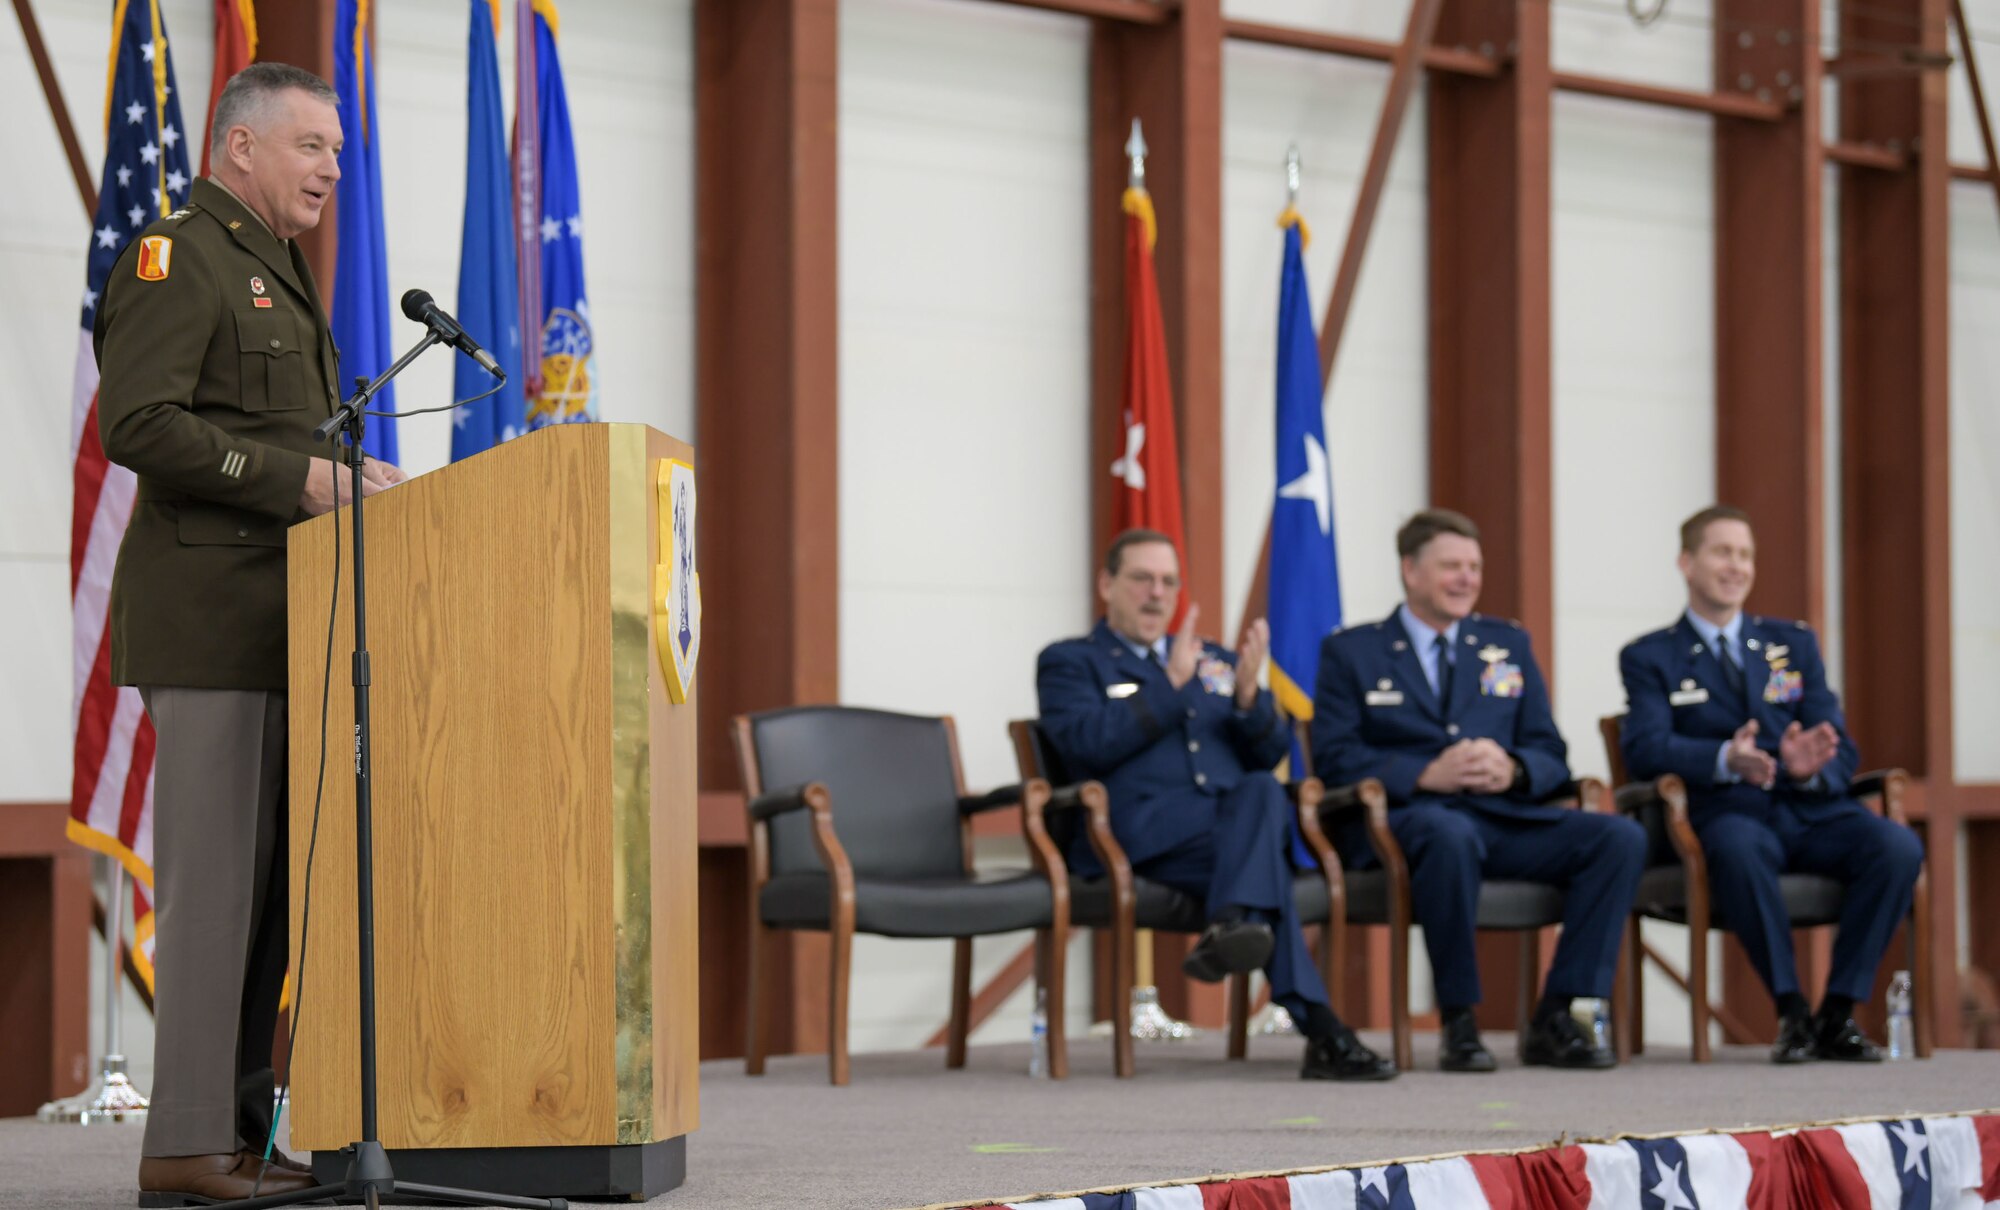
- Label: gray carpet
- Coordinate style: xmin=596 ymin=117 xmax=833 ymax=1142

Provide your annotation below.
xmin=7 ymin=1032 xmax=1997 ymax=1210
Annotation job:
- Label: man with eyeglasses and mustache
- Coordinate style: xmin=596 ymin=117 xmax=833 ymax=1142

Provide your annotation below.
xmin=1036 ymin=528 xmax=1396 ymax=1081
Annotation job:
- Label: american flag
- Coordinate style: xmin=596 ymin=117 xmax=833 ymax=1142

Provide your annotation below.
xmin=969 ymin=1112 xmax=2000 ymax=1209
xmin=70 ymin=0 xmax=194 ymax=991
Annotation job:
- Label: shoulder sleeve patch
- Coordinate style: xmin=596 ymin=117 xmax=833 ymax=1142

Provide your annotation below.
xmin=134 ymin=235 xmax=173 ymax=281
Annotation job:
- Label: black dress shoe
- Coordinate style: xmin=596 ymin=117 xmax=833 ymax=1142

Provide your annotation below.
xmin=1302 ymin=1028 xmax=1398 ymax=1081
xmin=1181 ymin=920 xmax=1274 ymax=983
xmin=1439 ymin=1010 xmax=1497 ymax=1073
xmin=1521 ymin=1010 xmax=1616 ymax=1069
xmin=1771 ymin=1011 xmax=1817 ymax=1064
xmin=1813 ymin=1013 xmax=1886 ymax=1062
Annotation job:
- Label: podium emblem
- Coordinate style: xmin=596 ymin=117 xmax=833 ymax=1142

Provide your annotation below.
xmin=655 ymin=458 xmax=701 ymax=703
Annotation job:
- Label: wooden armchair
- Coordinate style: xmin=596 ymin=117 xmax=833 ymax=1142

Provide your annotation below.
xmin=1006 ymin=720 xmax=1338 ymax=1077
xmin=1597 ymin=713 xmax=1934 ymax=1062
xmin=734 ymin=706 xmax=1073 ymax=1085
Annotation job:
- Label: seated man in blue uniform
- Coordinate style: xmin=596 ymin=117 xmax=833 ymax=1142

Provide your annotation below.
xmin=1310 ymin=509 xmax=1645 ymax=1072
xmin=1037 ymin=528 xmax=1396 ymax=1081
xmin=1618 ymin=504 xmax=1923 ymax=1064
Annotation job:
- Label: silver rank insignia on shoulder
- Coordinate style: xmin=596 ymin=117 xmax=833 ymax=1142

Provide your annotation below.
xmin=166 ymin=207 xmax=191 ymax=221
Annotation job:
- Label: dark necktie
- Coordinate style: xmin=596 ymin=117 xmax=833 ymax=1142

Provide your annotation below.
xmin=1434 ymin=632 xmax=1455 ymax=705
xmin=1717 ymin=635 xmax=1746 ymax=698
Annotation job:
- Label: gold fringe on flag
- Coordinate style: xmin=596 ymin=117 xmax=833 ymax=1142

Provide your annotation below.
xmin=1277 ymin=203 xmax=1312 ymax=249
xmin=1122 ymin=187 xmax=1157 ymax=251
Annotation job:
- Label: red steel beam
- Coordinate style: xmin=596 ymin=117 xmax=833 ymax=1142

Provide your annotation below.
xmin=1827 ymin=140 xmax=1911 ymax=170
xmin=13 ymin=0 xmax=97 ymax=218
xmin=1950 ymin=0 xmax=2000 ymax=220
xmin=1552 ymin=69 xmax=1786 ymax=119
xmin=1224 ymin=17 xmax=1500 ymax=77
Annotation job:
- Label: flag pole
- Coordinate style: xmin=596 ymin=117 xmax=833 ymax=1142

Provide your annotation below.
xmin=1116 ymin=114 xmax=1199 ymax=1045
xmin=39 ymin=858 xmax=149 ymax=1124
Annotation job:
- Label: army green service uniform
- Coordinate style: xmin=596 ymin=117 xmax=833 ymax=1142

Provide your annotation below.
xmin=95 ymin=177 xmax=338 ymax=1159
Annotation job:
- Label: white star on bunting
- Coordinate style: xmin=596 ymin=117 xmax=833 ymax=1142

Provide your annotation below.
xmin=95 ymin=226 xmax=120 ymax=249
xmin=1647 ymin=1158 xmax=1695 ymax=1210
xmin=140 ymin=39 xmax=155 ymax=62
xmin=1277 ymin=431 xmax=1332 ymax=535
xmin=1357 ymin=1167 xmax=1391 ymax=1198
xmin=139 ymin=142 xmax=160 ymax=165
xmin=160 ymin=125 xmax=179 ymax=148
xmin=566 ymin=214 xmax=582 ymax=238
xmin=125 ymin=100 xmax=145 ymax=125
xmin=117 ymin=165 xmax=133 ymax=187
xmin=127 ymin=205 xmax=146 ymax=228
xmin=1889 ymin=1121 xmax=1931 ymax=1181
xmin=165 ymin=169 xmax=187 ymax=193
xmin=82 ymin=288 xmax=99 ymax=310
xmin=540 ymin=216 xmax=561 ymax=243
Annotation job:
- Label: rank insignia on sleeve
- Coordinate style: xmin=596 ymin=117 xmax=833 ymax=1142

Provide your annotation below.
xmin=135 ymin=236 xmax=172 ymax=281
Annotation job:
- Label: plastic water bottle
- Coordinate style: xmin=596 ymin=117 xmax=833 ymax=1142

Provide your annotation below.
xmin=1886 ymin=970 xmax=1914 ymax=1061
xmin=1028 ymin=987 xmax=1049 ymax=1078
xmin=1570 ymin=997 xmax=1609 ymax=1050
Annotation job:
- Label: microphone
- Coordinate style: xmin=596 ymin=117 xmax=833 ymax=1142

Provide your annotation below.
xmin=400 ymin=289 xmax=506 ymax=380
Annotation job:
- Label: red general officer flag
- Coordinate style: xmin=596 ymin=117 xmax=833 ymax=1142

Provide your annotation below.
xmin=199 ymin=0 xmax=256 ymax=176
xmin=1108 ymin=179 xmax=1189 ymax=626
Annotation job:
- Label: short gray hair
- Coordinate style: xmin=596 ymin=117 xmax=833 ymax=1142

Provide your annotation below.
xmin=208 ymin=63 xmax=339 ymax=159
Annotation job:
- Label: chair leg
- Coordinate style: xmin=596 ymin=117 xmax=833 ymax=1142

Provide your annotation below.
xmin=829 ymin=919 xmax=853 ymax=1086
xmin=1912 ymin=869 xmax=1935 ymax=1059
xmin=1113 ymin=925 xmax=1135 ymax=1078
xmin=1323 ymin=920 xmax=1345 ymax=1019
xmin=1613 ymin=916 xmax=1636 ymax=1064
xmin=1688 ymin=907 xmax=1712 ymax=1064
xmin=745 ymin=921 xmax=769 ymax=1076
xmin=1628 ymin=917 xmax=1647 ymax=1056
xmin=1227 ymin=974 xmax=1250 ymax=1060
xmin=1515 ymin=931 xmax=1540 ymax=1061
xmin=1391 ymin=924 xmax=1413 ymax=1073
xmin=1043 ymin=922 xmax=1070 ymax=1080
xmin=946 ymin=936 xmax=972 ymax=1069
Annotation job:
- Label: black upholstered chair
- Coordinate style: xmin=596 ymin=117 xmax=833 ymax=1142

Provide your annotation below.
xmin=733 ymin=706 xmax=1072 ymax=1086
xmin=1007 ymin=719 xmax=1338 ymax=1077
xmin=1293 ymin=721 xmax=1627 ymax=1071
xmin=1598 ymin=714 xmax=1933 ymax=1063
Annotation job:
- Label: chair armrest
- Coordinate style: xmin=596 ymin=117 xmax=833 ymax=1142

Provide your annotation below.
xmin=747 ymin=783 xmax=829 ymax=822
xmin=1613 ymin=774 xmax=1702 ymax=867
xmin=1614 ymin=780 xmax=1664 ymax=816
xmin=1533 ymin=777 xmax=1606 ymax=810
xmin=1852 ymin=768 xmax=1912 ymax=823
xmin=957 ymin=784 xmax=1028 ymax=816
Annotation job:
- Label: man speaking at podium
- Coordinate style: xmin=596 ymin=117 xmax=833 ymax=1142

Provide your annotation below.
xmin=94 ymin=63 xmax=404 ymax=1205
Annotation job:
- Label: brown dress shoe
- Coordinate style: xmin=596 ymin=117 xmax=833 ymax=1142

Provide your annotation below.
xmin=244 ymin=1145 xmax=313 ymax=1175
xmin=138 ymin=1151 xmax=321 ymax=1207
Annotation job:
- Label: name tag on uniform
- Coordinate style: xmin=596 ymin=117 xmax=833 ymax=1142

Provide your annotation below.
xmin=1106 ymin=682 xmax=1139 ymax=699
xmin=1669 ymin=678 xmax=1709 ymax=707
xmin=1365 ymin=690 xmax=1404 ymax=706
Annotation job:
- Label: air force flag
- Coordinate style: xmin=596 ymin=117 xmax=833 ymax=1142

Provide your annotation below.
xmin=1267 ymin=212 xmax=1340 ymax=719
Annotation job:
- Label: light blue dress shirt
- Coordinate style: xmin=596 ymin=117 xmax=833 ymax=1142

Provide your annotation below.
xmin=1397 ymin=604 xmax=1459 ymax=699
xmin=1683 ymin=610 xmax=1746 ymax=785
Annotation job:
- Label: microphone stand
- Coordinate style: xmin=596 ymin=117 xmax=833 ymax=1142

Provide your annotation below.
xmin=216 ymin=334 xmax=560 ymax=1210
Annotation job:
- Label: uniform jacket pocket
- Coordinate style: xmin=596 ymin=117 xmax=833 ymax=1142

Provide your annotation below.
xmin=235 ymin=309 xmax=308 ymax=411
xmin=176 ymin=501 xmax=287 ymax=547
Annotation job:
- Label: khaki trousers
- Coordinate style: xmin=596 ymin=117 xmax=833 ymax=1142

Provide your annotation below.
xmin=138 ymin=687 xmax=289 ymax=1159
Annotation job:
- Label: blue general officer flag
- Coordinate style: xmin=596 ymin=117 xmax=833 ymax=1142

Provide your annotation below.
xmin=332 ymin=0 xmax=398 ymax=462
xmin=526 ymin=0 xmax=599 ymax=429
xmin=451 ymin=0 xmax=527 ymax=461
xmin=1267 ymin=212 xmax=1341 ymax=720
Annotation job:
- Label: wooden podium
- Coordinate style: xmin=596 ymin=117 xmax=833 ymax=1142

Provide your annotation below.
xmin=285 ymin=423 xmax=698 ymax=1200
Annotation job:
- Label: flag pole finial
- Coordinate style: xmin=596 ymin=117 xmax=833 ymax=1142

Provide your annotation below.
xmin=1286 ymin=143 xmax=1302 ymax=204
xmin=1126 ymin=118 xmax=1148 ymax=192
